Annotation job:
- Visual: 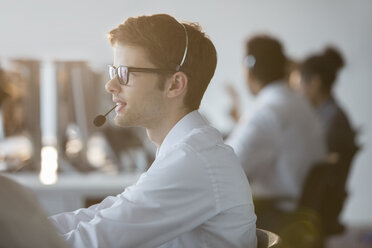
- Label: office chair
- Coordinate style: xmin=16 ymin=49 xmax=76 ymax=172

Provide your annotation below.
xmin=280 ymin=146 xmax=360 ymax=248
xmin=256 ymin=228 xmax=281 ymax=248
xmin=299 ymin=145 xmax=359 ymax=236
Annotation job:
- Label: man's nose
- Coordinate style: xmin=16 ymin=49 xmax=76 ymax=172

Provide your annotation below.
xmin=105 ymin=76 xmax=121 ymax=94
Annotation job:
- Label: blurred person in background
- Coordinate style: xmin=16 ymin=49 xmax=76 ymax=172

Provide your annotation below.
xmin=0 ymin=68 xmax=32 ymax=172
xmin=49 ymin=14 xmax=257 ymax=248
xmin=1 ymin=69 xmax=64 ymax=247
xmin=0 ymin=68 xmax=9 ymax=138
xmin=226 ymin=35 xmax=326 ymax=232
xmin=0 ymin=175 xmax=68 ymax=248
xmin=0 ymin=69 xmax=9 ymax=107
xmin=296 ymin=47 xmax=358 ymax=165
xmin=291 ymin=47 xmax=360 ymax=241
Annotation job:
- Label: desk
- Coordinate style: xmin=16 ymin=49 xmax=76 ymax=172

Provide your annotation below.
xmin=3 ymin=172 xmax=141 ymax=215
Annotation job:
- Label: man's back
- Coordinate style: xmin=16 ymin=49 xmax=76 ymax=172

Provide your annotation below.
xmin=227 ymin=82 xmax=326 ymax=209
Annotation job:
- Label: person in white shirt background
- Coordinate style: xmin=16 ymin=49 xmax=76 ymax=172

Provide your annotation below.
xmin=226 ymin=35 xmax=326 ymax=232
xmin=49 ymin=14 xmax=257 ymax=248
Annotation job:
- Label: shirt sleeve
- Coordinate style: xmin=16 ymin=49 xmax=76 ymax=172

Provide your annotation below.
xmin=49 ymin=147 xmax=217 ymax=248
xmin=49 ymin=195 xmax=118 ymax=235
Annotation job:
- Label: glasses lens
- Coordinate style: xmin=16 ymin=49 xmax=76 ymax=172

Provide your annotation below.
xmin=108 ymin=66 xmax=116 ymax=80
xmin=118 ymin=66 xmax=128 ymax=85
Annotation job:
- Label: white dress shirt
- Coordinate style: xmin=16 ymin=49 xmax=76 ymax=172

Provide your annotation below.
xmin=227 ymin=82 xmax=326 ymax=210
xmin=49 ymin=110 xmax=257 ymax=248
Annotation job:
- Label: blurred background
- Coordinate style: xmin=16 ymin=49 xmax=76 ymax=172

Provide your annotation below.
xmin=1 ymin=0 xmax=371 ymax=247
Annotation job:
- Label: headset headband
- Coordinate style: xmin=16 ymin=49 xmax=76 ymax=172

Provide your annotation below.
xmin=176 ymin=23 xmax=188 ymax=71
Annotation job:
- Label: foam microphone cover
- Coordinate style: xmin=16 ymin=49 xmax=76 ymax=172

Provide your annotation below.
xmin=93 ymin=115 xmax=106 ymax=127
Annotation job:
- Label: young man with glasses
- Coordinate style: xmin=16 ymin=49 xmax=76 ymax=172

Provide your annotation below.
xmin=49 ymin=14 xmax=257 ymax=248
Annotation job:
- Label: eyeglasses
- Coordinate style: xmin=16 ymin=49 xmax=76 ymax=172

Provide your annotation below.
xmin=108 ymin=23 xmax=189 ymax=86
xmin=108 ymin=65 xmax=176 ymax=86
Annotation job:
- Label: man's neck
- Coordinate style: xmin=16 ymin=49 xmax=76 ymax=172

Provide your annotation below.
xmin=146 ymin=108 xmax=191 ymax=148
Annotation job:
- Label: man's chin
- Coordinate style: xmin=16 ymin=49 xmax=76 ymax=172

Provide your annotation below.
xmin=114 ymin=117 xmax=129 ymax=127
xmin=114 ymin=116 xmax=137 ymax=128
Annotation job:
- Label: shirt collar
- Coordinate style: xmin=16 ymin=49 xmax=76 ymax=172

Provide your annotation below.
xmin=259 ymin=80 xmax=286 ymax=95
xmin=156 ymin=110 xmax=208 ymax=159
xmin=254 ymin=80 xmax=287 ymax=104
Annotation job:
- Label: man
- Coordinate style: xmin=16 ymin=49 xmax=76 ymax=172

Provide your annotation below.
xmin=49 ymin=14 xmax=257 ymax=248
xmin=226 ymin=35 xmax=326 ymax=230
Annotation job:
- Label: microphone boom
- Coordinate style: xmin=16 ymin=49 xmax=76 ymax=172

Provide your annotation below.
xmin=93 ymin=105 xmax=116 ymax=127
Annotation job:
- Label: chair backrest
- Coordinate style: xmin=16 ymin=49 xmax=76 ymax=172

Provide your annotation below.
xmin=256 ymin=228 xmax=281 ymax=248
xmin=298 ymin=146 xmax=359 ymax=236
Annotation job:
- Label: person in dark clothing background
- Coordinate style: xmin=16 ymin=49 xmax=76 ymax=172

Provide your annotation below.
xmin=298 ymin=46 xmax=358 ymax=164
xmin=293 ymin=47 xmax=360 ymax=245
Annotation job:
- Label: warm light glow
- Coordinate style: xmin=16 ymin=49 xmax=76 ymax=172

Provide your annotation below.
xmin=39 ymin=146 xmax=58 ymax=185
xmin=66 ymin=138 xmax=83 ymax=158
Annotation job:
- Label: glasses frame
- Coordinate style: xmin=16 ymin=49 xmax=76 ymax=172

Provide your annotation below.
xmin=108 ymin=65 xmax=176 ymax=86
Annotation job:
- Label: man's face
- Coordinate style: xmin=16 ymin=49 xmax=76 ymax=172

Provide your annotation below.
xmin=105 ymin=44 xmax=167 ymax=129
xmin=245 ymin=68 xmax=259 ymax=96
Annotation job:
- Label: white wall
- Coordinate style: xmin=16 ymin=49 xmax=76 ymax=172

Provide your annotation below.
xmin=1 ymin=0 xmax=372 ymax=225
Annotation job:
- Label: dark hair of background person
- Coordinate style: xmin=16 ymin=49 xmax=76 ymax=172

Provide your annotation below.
xmin=246 ymin=35 xmax=287 ymax=85
xmin=0 ymin=68 xmax=10 ymax=107
xmin=299 ymin=46 xmax=345 ymax=94
xmin=107 ymin=14 xmax=218 ymax=111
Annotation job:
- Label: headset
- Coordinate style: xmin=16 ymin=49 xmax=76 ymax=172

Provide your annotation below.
xmin=94 ymin=22 xmax=189 ymax=127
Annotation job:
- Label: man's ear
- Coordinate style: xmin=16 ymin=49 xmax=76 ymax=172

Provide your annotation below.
xmin=166 ymin=72 xmax=188 ymax=98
